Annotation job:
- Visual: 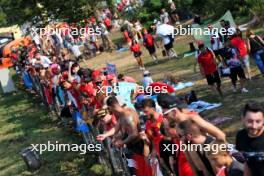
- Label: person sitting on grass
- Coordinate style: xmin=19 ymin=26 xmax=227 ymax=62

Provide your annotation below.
xmin=142 ymin=70 xmax=153 ymax=89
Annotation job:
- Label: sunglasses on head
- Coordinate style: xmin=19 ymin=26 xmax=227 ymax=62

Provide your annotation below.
xmin=163 ymin=108 xmax=177 ymax=116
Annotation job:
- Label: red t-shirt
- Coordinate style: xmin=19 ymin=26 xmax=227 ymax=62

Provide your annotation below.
xmin=104 ymin=18 xmax=111 ymax=28
xmin=124 ymin=31 xmax=132 ymax=43
xmin=145 ymin=114 xmax=164 ymax=157
xmin=231 ymin=36 xmax=248 ymax=57
xmin=79 ymin=83 xmax=95 ymax=98
xmin=172 ymin=139 xmax=195 ymax=176
xmin=144 ymin=34 xmax=154 ymax=47
xmin=198 ymin=49 xmax=217 ymax=75
xmin=130 ymin=43 xmax=141 ymax=53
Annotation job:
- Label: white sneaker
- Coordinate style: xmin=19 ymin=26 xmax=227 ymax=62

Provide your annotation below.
xmin=241 ymin=88 xmax=249 ymax=93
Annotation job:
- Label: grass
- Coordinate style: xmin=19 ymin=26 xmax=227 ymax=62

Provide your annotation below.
xmin=0 ymin=74 xmax=111 ymax=176
xmin=81 ymin=26 xmax=264 ymax=144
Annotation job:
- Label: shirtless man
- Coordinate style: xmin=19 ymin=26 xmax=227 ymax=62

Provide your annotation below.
xmin=97 ymin=95 xmax=152 ymax=176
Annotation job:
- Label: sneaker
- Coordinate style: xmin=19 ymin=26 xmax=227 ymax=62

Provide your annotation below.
xmin=232 ymin=87 xmax=237 ymax=92
xmin=241 ymin=88 xmax=249 ymax=93
xmin=142 ymin=67 xmax=145 ymax=70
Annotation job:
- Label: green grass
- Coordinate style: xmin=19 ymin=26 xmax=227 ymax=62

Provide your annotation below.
xmin=100 ymin=32 xmax=264 ymax=144
xmin=0 ymin=74 xmax=110 ymax=176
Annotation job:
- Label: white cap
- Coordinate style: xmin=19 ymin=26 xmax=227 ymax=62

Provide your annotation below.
xmin=143 ymin=70 xmax=150 ymax=75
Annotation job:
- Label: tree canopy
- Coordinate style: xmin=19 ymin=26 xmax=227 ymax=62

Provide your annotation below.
xmin=0 ymin=0 xmax=263 ymax=27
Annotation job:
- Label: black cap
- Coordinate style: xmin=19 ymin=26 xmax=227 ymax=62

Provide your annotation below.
xmin=157 ymin=93 xmax=187 ymax=110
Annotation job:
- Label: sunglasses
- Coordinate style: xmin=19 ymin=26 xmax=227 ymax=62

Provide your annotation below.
xmin=163 ymin=108 xmax=177 ymax=116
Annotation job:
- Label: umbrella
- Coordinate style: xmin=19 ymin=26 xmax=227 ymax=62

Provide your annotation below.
xmin=156 ymin=24 xmax=174 ymax=36
xmin=149 ymin=82 xmax=174 ymax=93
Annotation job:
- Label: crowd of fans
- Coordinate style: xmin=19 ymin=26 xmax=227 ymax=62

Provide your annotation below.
xmin=4 ymin=1 xmax=264 ymax=176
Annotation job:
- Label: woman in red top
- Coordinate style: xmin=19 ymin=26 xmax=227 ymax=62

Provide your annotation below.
xmin=197 ymin=41 xmax=223 ymax=96
xmin=130 ymin=39 xmax=145 ymax=70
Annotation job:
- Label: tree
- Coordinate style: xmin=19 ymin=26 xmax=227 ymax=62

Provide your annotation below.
xmin=246 ymin=0 xmax=264 ymax=25
xmin=0 ymin=7 xmax=7 ymax=26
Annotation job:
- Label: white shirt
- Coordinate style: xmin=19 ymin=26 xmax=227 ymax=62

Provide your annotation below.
xmin=210 ymin=32 xmax=223 ymax=50
xmin=71 ymin=45 xmax=82 ymax=57
xmin=142 ymin=76 xmax=153 ymax=88
xmin=32 ymin=56 xmax=52 ymax=68
xmin=73 ymin=74 xmax=81 ymax=84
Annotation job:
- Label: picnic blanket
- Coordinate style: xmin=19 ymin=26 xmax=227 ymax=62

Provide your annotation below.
xmin=173 ymin=82 xmax=194 ymax=91
xmin=188 ymin=100 xmax=222 ymax=113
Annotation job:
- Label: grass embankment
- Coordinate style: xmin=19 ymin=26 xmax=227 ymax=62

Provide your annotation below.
xmin=0 ymin=75 xmax=111 ymax=176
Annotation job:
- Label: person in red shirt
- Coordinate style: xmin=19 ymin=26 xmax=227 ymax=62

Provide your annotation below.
xmin=142 ymin=99 xmax=164 ymax=158
xmin=197 ymin=41 xmax=223 ymax=96
xmin=104 ymin=17 xmax=112 ymax=31
xmin=143 ymin=28 xmax=158 ymax=64
xmin=157 ymin=93 xmax=227 ymax=176
xmin=231 ymin=35 xmax=251 ymax=80
xmin=130 ymin=39 xmax=145 ymax=70
xmin=124 ymin=29 xmax=132 ymax=46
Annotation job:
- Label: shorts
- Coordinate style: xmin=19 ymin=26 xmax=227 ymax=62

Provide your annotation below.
xmin=213 ymin=48 xmax=224 ymax=57
xmin=205 ymin=71 xmax=221 ymax=86
xmin=230 ymin=66 xmax=246 ymax=83
xmin=164 ymin=41 xmax=173 ymax=51
xmin=146 ymin=45 xmax=156 ymax=55
xmin=134 ymin=51 xmax=142 ymax=58
xmin=241 ymin=55 xmax=250 ymax=67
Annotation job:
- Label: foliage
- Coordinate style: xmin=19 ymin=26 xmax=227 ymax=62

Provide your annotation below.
xmin=0 ymin=0 xmax=263 ymax=27
xmin=246 ymin=0 xmax=264 ymax=25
